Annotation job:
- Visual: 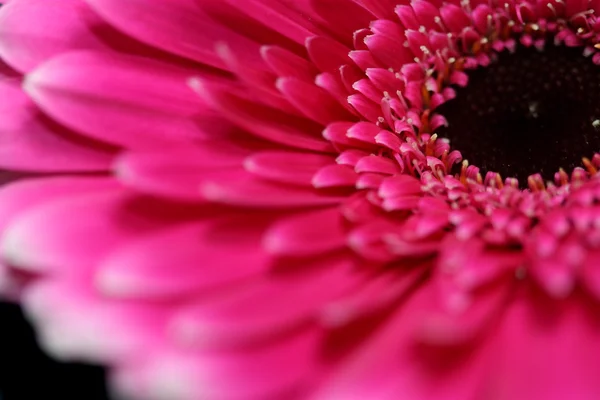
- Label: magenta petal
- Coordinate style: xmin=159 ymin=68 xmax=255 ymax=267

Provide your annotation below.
xmin=170 ymin=255 xmax=361 ymax=347
xmin=97 ymin=219 xmax=272 ymax=299
xmin=306 ymin=36 xmax=352 ymax=73
xmin=2 ymin=189 xmax=194 ymax=274
xmin=0 ymin=261 xmax=18 ymax=298
xmin=0 ymin=0 xmax=113 ymax=73
xmin=2 ymin=1 xmax=600 ymax=399
xmin=112 ymin=329 xmax=321 ymax=400
xmin=191 ymin=78 xmax=335 ymax=153
xmin=313 ymin=285 xmax=488 ymax=400
xmin=24 ymin=51 xmax=207 ymax=149
xmin=0 ymin=74 xmax=115 ymax=171
xmin=199 ymin=171 xmax=344 ymax=208
xmin=320 ymin=267 xmax=427 ymax=328
xmin=364 ymin=33 xmax=413 ymax=71
xmin=223 ymin=0 xmax=324 ymax=45
xmin=485 ymin=291 xmax=600 ymax=400
xmin=261 ymin=45 xmax=318 ymax=82
xmin=216 ymin=43 xmax=300 ymax=115
xmin=244 ymin=151 xmax=334 ymax=186
xmin=86 ymin=0 xmax=262 ymax=69
xmin=115 ymin=146 xmax=248 ymax=200
xmin=22 ymin=279 xmax=168 ymax=362
xmin=0 ymin=177 xmax=117 ymax=294
xmin=276 ymin=77 xmax=355 ymax=125
xmin=0 ymin=177 xmax=119 ymax=238
xmin=263 ymin=207 xmax=347 ymax=256
xmin=312 ymin=164 xmax=359 ymax=188
xmin=418 ymin=282 xmax=513 ymax=345
xmin=307 ymin=0 xmax=374 ymax=43
xmin=353 ymin=0 xmax=400 ymax=19
xmin=581 ymin=251 xmax=600 ymax=299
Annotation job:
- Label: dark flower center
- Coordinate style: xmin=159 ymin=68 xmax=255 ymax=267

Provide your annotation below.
xmin=435 ymin=45 xmax=600 ymax=184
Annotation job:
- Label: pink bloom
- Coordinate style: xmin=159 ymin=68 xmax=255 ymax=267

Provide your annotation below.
xmin=2 ymin=0 xmax=600 ymax=399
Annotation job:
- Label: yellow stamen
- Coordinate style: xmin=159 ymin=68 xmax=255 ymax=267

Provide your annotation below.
xmin=527 ymin=175 xmax=546 ymax=192
xmin=495 ymin=174 xmax=504 ymax=189
xmin=421 ymin=84 xmax=431 ymax=109
xmin=420 ymin=109 xmax=431 ymax=134
xmin=582 ymin=157 xmax=598 ymax=175
xmin=558 ymin=168 xmax=569 ymax=185
xmin=459 ymin=160 xmax=469 ymax=185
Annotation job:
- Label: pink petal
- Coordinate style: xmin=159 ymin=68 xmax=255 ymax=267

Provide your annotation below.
xmin=170 ymin=254 xmax=361 ymax=347
xmin=276 ymin=77 xmax=355 ymax=125
xmin=307 ymin=0 xmax=374 ymax=44
xmin=0 ymin=0 xmax=175 ymax=73
xmin=320 ymin=267 xmax=426 ymax=327
xmin=0 ymin=74 xmax=115 ymax=171
xmin=378 ymin=175 xmax=422 ymax=198
xmin=364 ymin=33 xmax=413 ymax=71
xmin=86 ymin=0 xmax=262 ymax=69
xmin=0 ymin=0 xmax=114 ymax=73
xmin=0 ymin=177 xmax=119 ymax=237
xmin=2 ymin=189 xmax=201 ymax=274
xmin=96 ymin=218 xmax=273 ymax=299
xmin=306 ymin=36 xmax=352 ymax=73
xmin=0 ymin=261 xmax=19 ymax=298
xmin=112 ymin=329 xmax=321 ymax=400
xmin=22 ymin=278 xmax=168 ymax=362
xmin=223 ymin=0 xmax=324 ymax=45
xmin=24 ymin=51 xmax=207 ymax=149
xmin=115 ymin=146 xmax=248 ymax=200
xmin=418 ymin=281 xmax=514 ymax=345
xmin=261 ymin=45 xmax=318 ymax=82
xmin=352 ymin=0 xmax=398 ymax=19
xmin=191 ymin=78 xmax=335 ymax=153
xmin=263 ymin=207 xmax=347 ymax=256
xmin=355 ymin=154 xmax=401 ymax=175
xmin=581 ymin=251 xmax=600 ymax=300
xmin=312 ymin=164 xmax=359 ymax=188
xmin=199 ymin=171 xmax=345 ymax=208
xmin=216 ymin=43 xmax=299 ymax=115
xmin=312 ymin=284 xmax=489 ymax=400
xmin=244 ymin=151 xmax=334 ymax=186
xmin=484 ymin=290 xmax=600 ymax=400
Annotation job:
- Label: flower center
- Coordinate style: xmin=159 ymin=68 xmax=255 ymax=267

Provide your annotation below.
xmin=435 ymin=44 xmax=600 ymax=185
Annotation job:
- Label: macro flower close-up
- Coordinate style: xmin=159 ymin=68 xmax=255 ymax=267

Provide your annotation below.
xmin=2 ymin=0 xmax=600 ymax=398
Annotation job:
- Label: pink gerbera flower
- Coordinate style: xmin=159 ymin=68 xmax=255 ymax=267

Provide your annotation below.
xmin=2 ymin=0 xmax=600 ymax=398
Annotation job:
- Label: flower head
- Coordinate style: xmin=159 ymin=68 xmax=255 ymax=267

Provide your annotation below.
xmin=1 ymin=0 xmax=600 ymax=399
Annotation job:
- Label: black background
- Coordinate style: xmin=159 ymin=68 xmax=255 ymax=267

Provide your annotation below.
xmin=0 ymin=301 xmax=109 ymax=399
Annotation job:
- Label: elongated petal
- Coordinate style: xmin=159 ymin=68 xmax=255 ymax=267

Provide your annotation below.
xmin=244 ymin=151 xmax=334 ymax=186
xmin=97 ymin=219 xmax=272 ymax=299
xmin=24 ymin=51 xmax=206 ymax=149
xmin=23 ymin=279 xmax=169 ymax=362
xmin=112 ymin=330 xmax=321 ymax=400
xmin=0 ymin=74 xmax=115 ymax=171
xmin=115 ymin=146 xmax=249 ymax=200
xmin=191 ymin=78 xmax=334 ymax=153
xmin=263 ymin=207 xmax=347 ymax=256
xmin=0 ymin=0 xmax=114 ymax=73
xmin=2 ymin=190 xmax=205 ymax=273
xmin=86 ymin=0 xmax=262 ymax=69
xmin=199 ymin=171 xmax=344 ymax=207
xmin=170 ymin=255 xmax=361 ymax=347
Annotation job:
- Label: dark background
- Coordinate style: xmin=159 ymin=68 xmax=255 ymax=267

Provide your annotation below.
xmin=0 ymin=301 xmax=109 ymax=399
